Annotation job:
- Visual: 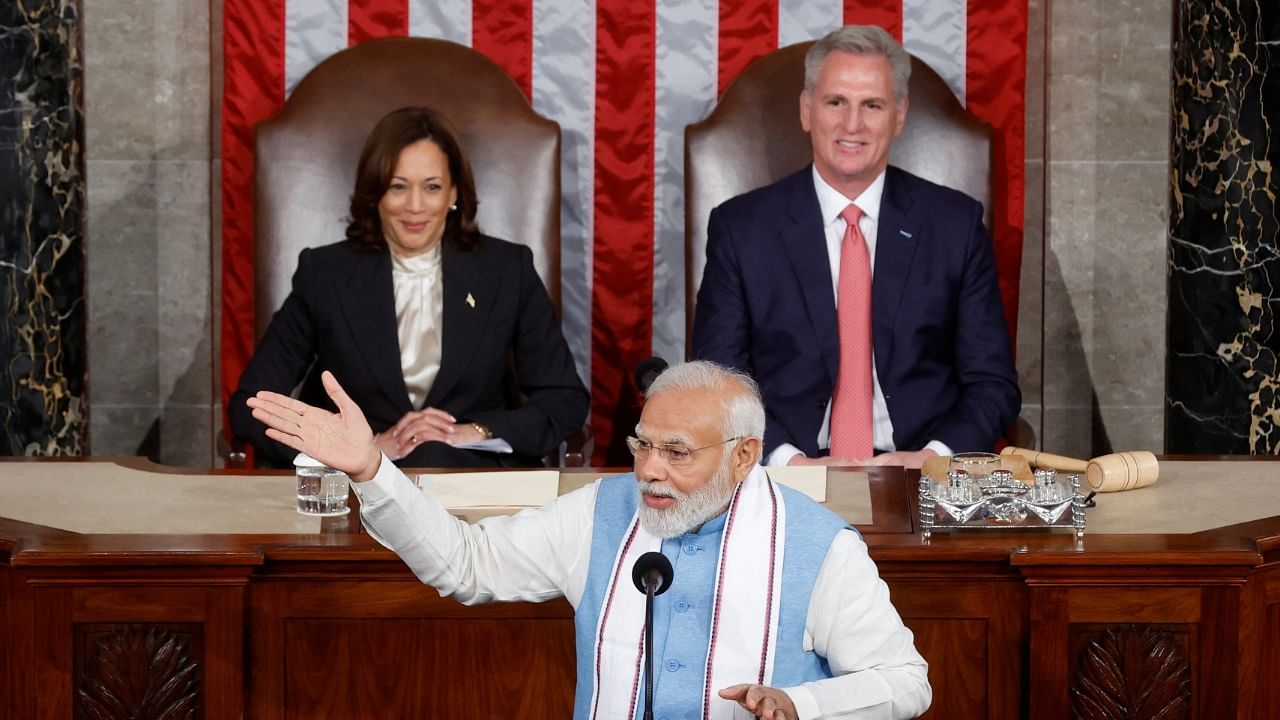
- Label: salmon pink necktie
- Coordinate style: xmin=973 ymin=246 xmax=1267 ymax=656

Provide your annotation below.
xmin=829 ymin=204 xmax=874 ymax=458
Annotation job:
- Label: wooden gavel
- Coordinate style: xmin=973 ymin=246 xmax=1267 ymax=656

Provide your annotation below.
xmin=1000 ymin=447 xmax=1159 ymax=493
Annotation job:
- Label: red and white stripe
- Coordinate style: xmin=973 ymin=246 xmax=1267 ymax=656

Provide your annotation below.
xmin=221 ymin=0 xmax=1026 ymax=464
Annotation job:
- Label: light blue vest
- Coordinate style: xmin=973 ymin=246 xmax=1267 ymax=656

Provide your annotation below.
xmin=572 ymin=473 xmax=852 ymax=720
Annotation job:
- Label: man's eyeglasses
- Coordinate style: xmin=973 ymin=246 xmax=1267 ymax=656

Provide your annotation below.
xmin=625 ymin=436 xmax=741 ymax=466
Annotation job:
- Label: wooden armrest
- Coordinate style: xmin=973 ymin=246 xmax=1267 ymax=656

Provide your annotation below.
xmin=217 ymin=430 xmax=249 ymax=469
xmin=555 ymin=427 xmax=593 ymax=468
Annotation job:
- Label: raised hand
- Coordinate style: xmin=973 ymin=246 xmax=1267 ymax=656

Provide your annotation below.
xmin=246 ymin=370 xmax=382 ymax=481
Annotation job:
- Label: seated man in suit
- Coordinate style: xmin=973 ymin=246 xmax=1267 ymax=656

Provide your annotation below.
xmin=246 ymin=361 xmax=931 ymax=719
xmin=693 ymin=25 xmax=1020 ymax=469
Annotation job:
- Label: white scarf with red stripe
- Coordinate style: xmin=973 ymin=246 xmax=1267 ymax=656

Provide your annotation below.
xmin=587 ymin=467 xmax=785 ymax=720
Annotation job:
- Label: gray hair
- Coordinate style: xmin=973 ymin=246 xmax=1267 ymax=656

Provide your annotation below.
xmin=804 ymin=25 xmax=911 ymax=102
xmin=645 ymin=360 xmax=766 ymax=441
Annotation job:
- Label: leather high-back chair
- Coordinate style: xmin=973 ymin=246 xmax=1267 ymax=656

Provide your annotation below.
xmin=235 ymin=38 xmax=584 ymax=466
xmin=684 ymin=42 xmax=992 ymax=350
xmin=255 ymin=37 xmax=561 ymax=338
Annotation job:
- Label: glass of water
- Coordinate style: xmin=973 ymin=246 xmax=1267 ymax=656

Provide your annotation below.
xmin=294 ymin=453 xmax=350 ymax=516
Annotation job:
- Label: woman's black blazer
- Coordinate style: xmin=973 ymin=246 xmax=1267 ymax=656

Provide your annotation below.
xmin=230 ymin=237 xmax=589 ymax=468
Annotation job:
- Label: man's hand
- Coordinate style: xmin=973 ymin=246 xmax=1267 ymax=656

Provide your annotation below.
xmin=247 ymin=370 xmax=382 ymax=481
xmin=787 ymin=454 xmax=848 ymax=467
xmin=860 ymin=449 xmax=937 ymax=469
xmin=719 ymin=683 xmax=798 ymax=719
xmin=788 ymin=449 xmax=938 ymax=469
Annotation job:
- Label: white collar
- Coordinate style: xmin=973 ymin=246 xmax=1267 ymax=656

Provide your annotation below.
xmin=389 ymin=242 xmax=443 ymax=276
xmin=811 ymin=165 xmax=887 ymax=226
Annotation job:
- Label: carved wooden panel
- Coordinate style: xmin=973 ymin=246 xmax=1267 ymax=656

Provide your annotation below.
xmin=1070 ymin=625 xmax=1191 ymax=720
xmin=74 ymin=624 xmax=201 ymax=720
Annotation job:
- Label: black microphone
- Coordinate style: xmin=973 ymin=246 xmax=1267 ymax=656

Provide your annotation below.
xmin=632 ymin=551 xmax=674 ymax=720
xmin=632 ymin=551 xmax=674 ymax=595
xmin=634 ymin=356 xmax=669 ymax=395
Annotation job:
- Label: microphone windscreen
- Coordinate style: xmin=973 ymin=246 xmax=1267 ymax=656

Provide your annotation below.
xmin=631 ymin=551 xmax=674 ymax=596
xmin=634 ymin=357 xmax=669 ymax=393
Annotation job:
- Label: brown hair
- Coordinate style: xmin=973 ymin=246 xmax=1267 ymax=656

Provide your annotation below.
xmin=344 ymin=106 xmax=481 ymax=251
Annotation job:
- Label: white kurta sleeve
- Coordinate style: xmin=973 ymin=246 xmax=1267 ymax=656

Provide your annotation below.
xmin=783 ymin=530 xmax=932 ymax=719
xmin=350 ymin=454 xmax=599 ymax=608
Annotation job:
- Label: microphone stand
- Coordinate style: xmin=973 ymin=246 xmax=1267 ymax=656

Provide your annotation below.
xmin=643 ymin=578 xmax=656 ymax=720
xmin=632 ymin=551 xmax=671 ymax=720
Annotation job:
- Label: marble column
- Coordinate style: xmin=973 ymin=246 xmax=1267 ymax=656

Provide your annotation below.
xmin=1166 ymin=0 xmax=1280 ymax=453
xmin=0 ymin=0 xmax=87 ymax=455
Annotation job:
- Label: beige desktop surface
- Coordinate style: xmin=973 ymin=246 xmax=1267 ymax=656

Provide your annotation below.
xmin=0 ymin=462 xmax=321 ymax=534
xmin=1083 ymin=461 xmax=1280 ymax=534
xmin=0 ymin=462 xmax=867 ymax=535
xmin=2 ymin=460 xmax=1276 ymax=537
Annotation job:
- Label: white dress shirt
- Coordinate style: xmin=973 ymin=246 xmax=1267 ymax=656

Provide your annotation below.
xmin=765 ymin=168 xmax=952 ymax=466
xmin=352 ymin=458 xmax=931 ymax=720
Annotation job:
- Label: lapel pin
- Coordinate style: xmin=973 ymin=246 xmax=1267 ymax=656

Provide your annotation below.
xmin=465 ymin=292 xmax=476 ymax=308
xmin=899 ymin=229 xmax=913 ymax=239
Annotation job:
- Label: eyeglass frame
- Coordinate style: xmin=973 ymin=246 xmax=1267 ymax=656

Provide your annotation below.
xmin=625 ymin=435 xmax=742 ymax=466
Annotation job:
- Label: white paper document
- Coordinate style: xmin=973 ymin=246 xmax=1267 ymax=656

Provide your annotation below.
xmin=415 ymin=465 xmax=826 ymax=510
xmin=764 ymin=465 xmax=827 ymax=502
xmin=454 ymin=438 xmax=514 ymax=454
xmin=418 ymin=470 xmax=560 ymax=508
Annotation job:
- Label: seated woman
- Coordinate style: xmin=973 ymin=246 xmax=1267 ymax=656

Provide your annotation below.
xmin=231 ymin=106 xmax=588 ymax=468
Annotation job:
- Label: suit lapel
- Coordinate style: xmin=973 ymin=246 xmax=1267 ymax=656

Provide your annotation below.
xmin=425 ymin=242 xmax=499 ymax=406
xmin=337 ymin=249 xmax=414 ymax=413
xmin=872 ymin=167 xmax=921 ymax=370
xmin=779 ymin=170 xmax=841 ymax=385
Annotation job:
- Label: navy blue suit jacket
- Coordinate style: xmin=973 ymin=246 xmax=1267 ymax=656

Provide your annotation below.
xmin=692 ymin=166 xmax=1020 ymax=458
xmin=230 ymin=237 xmax=588 ymax=468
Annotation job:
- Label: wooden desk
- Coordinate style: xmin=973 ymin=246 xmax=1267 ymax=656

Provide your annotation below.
xmin=2 ymin=458 xmax=1278 ymax=719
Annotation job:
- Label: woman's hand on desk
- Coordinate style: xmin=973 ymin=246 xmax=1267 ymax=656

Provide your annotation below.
xmin=247 ymin=370 xmax=383 ymax=482
xmin=378 ymin=409 xmax=487 ymax=458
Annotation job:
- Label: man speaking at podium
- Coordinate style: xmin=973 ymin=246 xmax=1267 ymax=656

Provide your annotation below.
xmin=249 ymin=361 xmax=929 ymax=719
xmin=693 ymin=25 xmax=1020 ymax=469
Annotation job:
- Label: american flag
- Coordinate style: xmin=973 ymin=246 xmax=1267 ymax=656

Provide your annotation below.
xmin=222 ymin=0 xmax=1027 ymax=464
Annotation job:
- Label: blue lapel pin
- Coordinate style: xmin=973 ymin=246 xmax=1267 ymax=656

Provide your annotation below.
xmin=899 ymin=229 xmax=913 ymax=239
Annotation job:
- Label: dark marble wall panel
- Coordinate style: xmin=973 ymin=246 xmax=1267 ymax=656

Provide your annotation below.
xmin=0 ymin=1 xmax=87 ymax=455
xmin=1167 ymin=0 xmax=1280 ymax=453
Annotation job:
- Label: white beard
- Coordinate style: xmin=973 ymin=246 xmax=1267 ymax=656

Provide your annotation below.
xmin=636 ymin=456 xmax=737 ymax=538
